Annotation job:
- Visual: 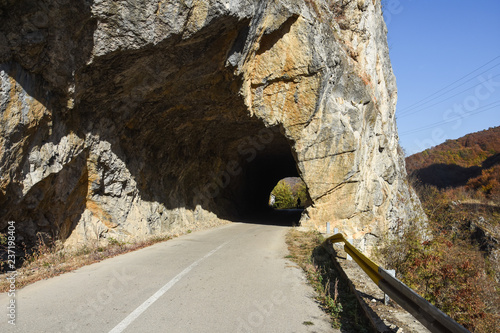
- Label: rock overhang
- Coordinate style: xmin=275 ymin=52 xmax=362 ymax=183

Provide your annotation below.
xmin=0 ymin=0 xmax=426 ymax=252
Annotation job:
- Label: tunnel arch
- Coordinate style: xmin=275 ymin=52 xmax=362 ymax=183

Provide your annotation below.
xmin=66 ymin=14 xmax=309 ymax=237
xmin=222 ymin=129 xmax=301 ymax=215
xmin=0 ymin=0 xmax=428 ymax=253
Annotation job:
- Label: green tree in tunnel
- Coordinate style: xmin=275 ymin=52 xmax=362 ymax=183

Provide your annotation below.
xmin=271 ymin=180 xmax=296 ymax=209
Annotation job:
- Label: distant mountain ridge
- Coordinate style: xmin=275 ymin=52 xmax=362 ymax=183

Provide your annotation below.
xmin=406 ymin=126 xmax=500 ymax=196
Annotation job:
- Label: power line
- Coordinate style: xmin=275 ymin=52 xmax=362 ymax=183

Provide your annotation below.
xmin=397 ymin=55 xmax=500 ymax=114
xmin=400 ymin=100 xmax=500 ymax=135
xmin=398 ymin=73 xmax=500 ymax=119
xmin=398 ymin=54 xmax=500 ymax=113
xmin=398 ymin=64 xmax=500 ymax=116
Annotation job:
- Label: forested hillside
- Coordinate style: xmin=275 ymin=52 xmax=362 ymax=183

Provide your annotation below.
xmin=406 ymin=126 xmax=500 ymax=198
xmin=381 ymin=127 xmax=500 ymax=332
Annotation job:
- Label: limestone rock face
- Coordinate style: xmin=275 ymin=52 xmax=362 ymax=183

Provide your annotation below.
xmin=0 ymin=0 xmax=425 ymax=251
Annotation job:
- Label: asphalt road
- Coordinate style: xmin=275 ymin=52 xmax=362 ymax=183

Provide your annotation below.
xmin=0 ymin=222 xmax=337 ymax=332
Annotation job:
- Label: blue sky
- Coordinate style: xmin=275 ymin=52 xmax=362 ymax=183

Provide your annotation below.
xmin=384 ymin=1 xmax=500 ymax=155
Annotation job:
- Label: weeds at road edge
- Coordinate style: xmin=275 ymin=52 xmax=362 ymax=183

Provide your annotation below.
xmin=285 ymin=228 xmax=371 ymax=332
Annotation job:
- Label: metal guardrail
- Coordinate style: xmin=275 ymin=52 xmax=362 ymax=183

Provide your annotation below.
xmin=326 ymin=233 xmax=470 ymax=333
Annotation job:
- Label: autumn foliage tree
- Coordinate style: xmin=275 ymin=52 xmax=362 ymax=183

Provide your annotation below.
xmin=383 ymin=228 xmax=499 ymax=332
xmin=385 ymin=126 xmax=500 ymax=331
xmin=467 ymin=164 xmax=500 ymax=199
xmin=406 ymin=126 xmax=500 ymax=201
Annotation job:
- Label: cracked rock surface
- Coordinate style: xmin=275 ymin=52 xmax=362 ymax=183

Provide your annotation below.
xmin=0 ymin=0 xmax=425 ymax=251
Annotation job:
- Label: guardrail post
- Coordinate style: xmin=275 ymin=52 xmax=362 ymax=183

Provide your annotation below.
xmin=384 ymin=269 xmax=396 ymax=305
xmin=346 ymin=239 xmax=353 ymax=261
xmin=326 ymin=222 xmax=331 ymax=235
xmin=334 ymin=227 xmax=338 ymax=234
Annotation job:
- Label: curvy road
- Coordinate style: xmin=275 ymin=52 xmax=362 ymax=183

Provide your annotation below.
xmin=1 ymin=222 xmax=338 ymax=332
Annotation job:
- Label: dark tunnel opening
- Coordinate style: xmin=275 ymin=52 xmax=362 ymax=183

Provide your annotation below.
xmin=0 ymin=13 xmax=311 ymax=251
xmin=70 ymin=15 xmax=309 ymax=229
xmin=217 ymin=128 xmax=305 ymax=226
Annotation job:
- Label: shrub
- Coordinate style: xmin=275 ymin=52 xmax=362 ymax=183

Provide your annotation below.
xmin=380 ymin=181 xmax=500 ymax=332
xmin=271 ymin=180 xmax=296 ymax=209
xmin=383 ymin=228 xmax=499 ymax=332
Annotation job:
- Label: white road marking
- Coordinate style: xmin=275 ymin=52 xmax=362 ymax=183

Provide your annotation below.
xmin=108 ymin=241 xmax=229 ymax=333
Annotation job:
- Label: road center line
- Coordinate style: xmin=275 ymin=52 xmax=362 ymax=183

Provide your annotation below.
xmin=108 ymin=241 xmax=230 ymax=333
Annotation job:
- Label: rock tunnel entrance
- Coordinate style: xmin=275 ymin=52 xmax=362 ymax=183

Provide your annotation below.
xmin=0 ymin=0 xmax=426 ymax=254
xmin=68 ymin=15 xmax=308 ymax=235
xmin=0 ymin=0 xmax=427 ymax=254
xmin=0 ymin=12 xmax=313 ymax=250
xmin=192 ymin=124 xmax=304 ymax=224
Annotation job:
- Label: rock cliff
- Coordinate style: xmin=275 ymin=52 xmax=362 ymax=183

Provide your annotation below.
xmin=0 ymin=0 xmax=425 ymax=251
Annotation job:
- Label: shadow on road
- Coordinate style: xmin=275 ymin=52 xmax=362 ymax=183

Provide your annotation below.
xmin=236 ymin=208 xmax=304 ymax=227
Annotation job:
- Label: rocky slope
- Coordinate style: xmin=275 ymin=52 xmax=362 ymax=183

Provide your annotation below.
xmin=0 ymin=0 xmax=425 ymax=251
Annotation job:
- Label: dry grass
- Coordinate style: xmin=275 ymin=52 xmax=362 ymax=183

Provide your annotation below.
xmin=377 ymin=180 xmax=500 ymax=332
xmin=285 ymin=228 xmax=370 ymax=332
xmin=0 ymin=234 xmax=172 ymax=292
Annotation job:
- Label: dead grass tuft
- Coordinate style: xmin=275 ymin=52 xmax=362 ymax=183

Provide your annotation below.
xmin=285 ymin=228 xmax=370 ymax=332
